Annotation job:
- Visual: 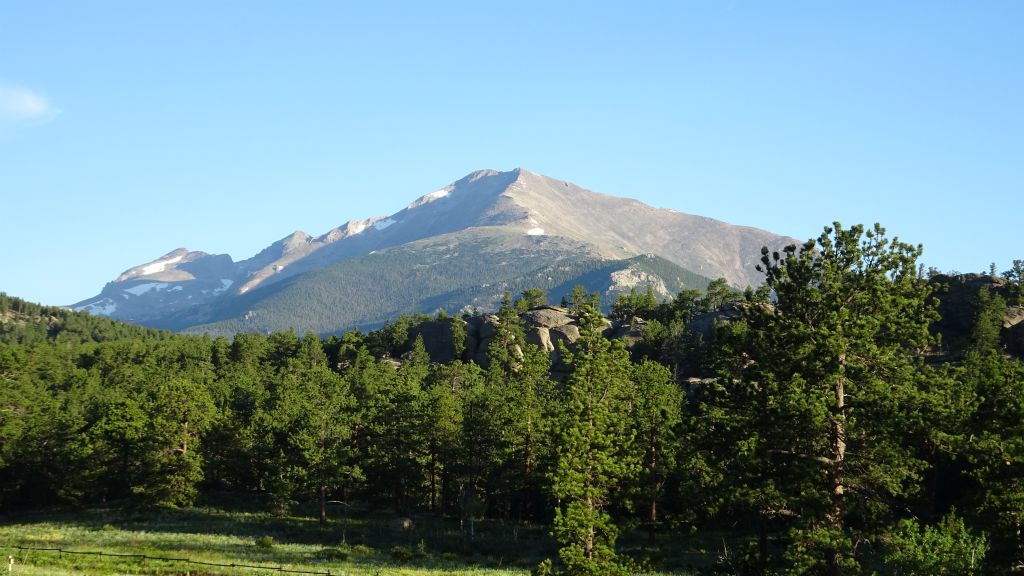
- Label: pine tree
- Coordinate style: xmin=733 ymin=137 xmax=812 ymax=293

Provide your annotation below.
xmin=709 ymin=223 xmax=939 ymax=573
xmin=422 ymin=360 xmax=479 ymax=514
xmin=518 ymin=288 xmax=548 ymax=312
xmin=961 ymin=292 xmax=1024 ymax=566
xmin=549 ymin=304 xmax=638 ymax=575
xmin=480 ymin=298 xmax=555 ymax=522
xmin=268 ymin=335 xmax=362 ymax=524
xmin=628 ymin=359 xmax=682 ymax=540
xmin=143 ymin=374 xmax=216 ymax=507
xmin=1003 ymin=259 xmax=1024 ymax=306
xmin=357 ymin=336 xmax=430 ymax=510
xmin=969 ymin=286 xmax=1007 ymax=355
xmin=699 ymin=277 xmax=739 ymax=312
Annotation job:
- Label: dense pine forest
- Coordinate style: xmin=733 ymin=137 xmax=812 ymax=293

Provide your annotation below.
xmin=3 ymin=224 xmax=1024 ymax=575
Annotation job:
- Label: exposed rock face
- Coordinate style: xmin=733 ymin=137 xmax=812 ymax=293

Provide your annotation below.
xmin=525 ymin=326 xmax=554 ymax=354
xmin=930 ymin=274 xmax=1021 ymax=355
xmin=409 ymin=318 xmax=460 ymax=364
xmin=687 ymin=302 xmax=746 ymax=345
xmin=1005 ymin=306 xmax=1024 ymax=330
xmin=551 ymin=324 xmax=581 ymax=346
xmin=1009 ymin=320 xmax=1024 ymax=357
xmin=608 ymin=268 xmax=672 ymax=300
xmin=607 ymin=317 xmax=648 ymax=348
xmin=1003 ymin=305 xmax=1024 ymax=357
xmin=523 ymin=306 xmax=574 ymax=329
xmin=465 ymin=315 xmax=499 ymax=366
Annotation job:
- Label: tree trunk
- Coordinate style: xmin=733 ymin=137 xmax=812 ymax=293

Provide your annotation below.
xmin=585 ymin=496 xmax=595 ymax=560
xmin=319 ymin=485 xmax=327 ymax=525
xmin=827 ymin=369 xmax=848 ymax=576
xmin=648 ymin=443 xmax=658 ymax=544
xmin=648 ymin=497 xmax=657 ymax=544
xmin=926 ymin=444 xmax=939 ymax=518
xmin=429 ymin=443 xmax=437 ymax=512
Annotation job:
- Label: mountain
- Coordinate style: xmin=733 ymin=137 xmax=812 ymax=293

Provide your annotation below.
xmin=72 ymin=168 xmax=797 ymax=335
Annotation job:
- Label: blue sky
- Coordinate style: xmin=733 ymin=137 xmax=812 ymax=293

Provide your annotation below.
xmin=2 ymin=1 xmax=1021 ymax=305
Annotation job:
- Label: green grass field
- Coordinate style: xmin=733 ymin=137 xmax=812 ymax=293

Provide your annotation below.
xmin=0 ymin=505 xmax=725 ymax=575
xmin=0 ymin=506 xmax=545 ymax=576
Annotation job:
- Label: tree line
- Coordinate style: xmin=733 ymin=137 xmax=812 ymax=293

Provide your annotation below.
xmin=2 ymin=223 xmax=1024 ymax=575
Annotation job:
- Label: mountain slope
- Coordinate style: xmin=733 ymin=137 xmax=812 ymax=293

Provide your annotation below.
xmin=73 ymin=168 xmax=796 ymax=335
xmin=500 ymin=169 xmax=785 ymax=288
xmin=176 ymin=229 xmax=714 ymax=336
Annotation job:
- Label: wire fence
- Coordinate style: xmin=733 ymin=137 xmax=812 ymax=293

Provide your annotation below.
xmin=4 ymin=544 xmax=336 ymax=575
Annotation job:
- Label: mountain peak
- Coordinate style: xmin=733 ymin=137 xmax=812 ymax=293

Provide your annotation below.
xmin=114 ymin=248 xmax=207 ymax=283
xmin=76 ymin=167 xmax=797 ymax=333
xmin=322 ymin=217 xmax=382 ymax=242
xmin=463 ymin=169 xmax=502 ymax=183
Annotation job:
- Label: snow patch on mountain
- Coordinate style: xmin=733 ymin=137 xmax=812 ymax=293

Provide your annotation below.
xmin=375 ymin=218 xmax=397 ymax=230
xmin=407 ymin=189 xmax=450 ymax=210
xmin=141 ymin=255 xmax=183 ymax=275
xmin=527 ymin=227 xmax=545 ymax=236
xmin=123 ymin=282 xmax=169 ymax=296
xmin=76 ymin=299 xmax=118 ymax=316
xmin=322 ymin=217 xmax=383 ymax=242
xmin=213 ymin=279 xmax=234 ymax=295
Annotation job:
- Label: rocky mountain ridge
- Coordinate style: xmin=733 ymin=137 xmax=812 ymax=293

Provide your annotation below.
xmin=73 ymin=168 xmax=798 ymax=335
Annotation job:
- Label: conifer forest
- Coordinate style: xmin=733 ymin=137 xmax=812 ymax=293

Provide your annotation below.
xmin=3 ymin=224 xmax=1024 ymax=575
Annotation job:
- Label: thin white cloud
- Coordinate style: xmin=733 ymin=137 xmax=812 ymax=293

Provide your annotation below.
xmin=0 ymin=84 xmax=60 ymax=123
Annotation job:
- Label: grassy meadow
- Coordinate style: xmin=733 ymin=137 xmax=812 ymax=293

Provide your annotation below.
xmin=0 ymin=504 xmax=723 ymax=575
xmin=0 ymin=505 xmax=543 ymax=576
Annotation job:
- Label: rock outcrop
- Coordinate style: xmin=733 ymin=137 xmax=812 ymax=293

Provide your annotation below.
xmin=930 ymin=273 xmax=1021 ymax=355
xmin=413 ymin=306 xmax=621 ymax=370
xmin=687 ymin=301 xmax=747 ymax=345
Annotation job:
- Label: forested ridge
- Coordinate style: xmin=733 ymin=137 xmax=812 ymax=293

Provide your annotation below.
xmin=3 ymin=224 xmax=1024 ymax=575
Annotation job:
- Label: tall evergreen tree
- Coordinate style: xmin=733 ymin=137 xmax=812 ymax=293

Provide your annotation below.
xmin=358 ymin=336 xmax=430 ymax=510
xmin=1003 ymin=259 xmax=1024 ymax=306
xmin=628 ymin=359 xmax=682 ymax=540
xmin=423 ymin=361 xmax=470 ymax=514
xmin=480 ymin=296 xmax=555 ymax=521
xmin=968 ymin=286 xmax=1007 ymax=355
xmin=710 ymin=223 xmax=939 ymax=573
xmin=961 ymin=291 xmax=1024 ymax=567
xmin=549 ymin=304 xmax=638 ymax=575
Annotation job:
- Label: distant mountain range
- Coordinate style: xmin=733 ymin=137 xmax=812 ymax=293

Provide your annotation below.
xmin=72 ymin=168 xmax=797 ymax=335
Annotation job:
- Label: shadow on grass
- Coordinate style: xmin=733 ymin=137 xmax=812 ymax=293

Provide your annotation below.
xmin=3 ymin=496 xmax=755 ymax=573
xmin=1 ymin=502 xmax=558 ymax=572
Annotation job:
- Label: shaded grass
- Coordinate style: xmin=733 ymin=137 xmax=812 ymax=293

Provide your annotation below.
xmin=0 ymin=506 xmax=546 ymax=576
xmin=0 ymin=506 xmax=733 ymax=575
